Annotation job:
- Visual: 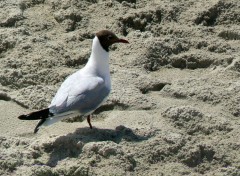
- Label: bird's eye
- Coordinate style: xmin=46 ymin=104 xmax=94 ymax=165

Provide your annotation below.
xmin=107 ymin=35 xmax=113 ymax=40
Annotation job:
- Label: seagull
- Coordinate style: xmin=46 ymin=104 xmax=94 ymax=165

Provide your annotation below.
xmin=18 ymin=30 xmax=129 ymax=133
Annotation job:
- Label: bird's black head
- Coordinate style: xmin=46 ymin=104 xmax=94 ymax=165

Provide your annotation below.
xmin=96 ymin=30 xmax=129 ymax=52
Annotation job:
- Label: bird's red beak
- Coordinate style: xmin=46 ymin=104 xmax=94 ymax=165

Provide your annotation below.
xmin=116 ymin=38 xmax=129 ymax=43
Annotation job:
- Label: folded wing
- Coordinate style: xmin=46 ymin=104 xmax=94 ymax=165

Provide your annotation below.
xmin=49 ymin=72 xmax=110 ymax=115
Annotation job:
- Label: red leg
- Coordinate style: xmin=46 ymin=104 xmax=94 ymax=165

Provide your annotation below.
xmin=87 ymin=115 xmax=93 ymax=129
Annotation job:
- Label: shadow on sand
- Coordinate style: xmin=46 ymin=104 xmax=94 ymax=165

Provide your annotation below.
xmin=43 ymin=125 xmax=152 ymax=167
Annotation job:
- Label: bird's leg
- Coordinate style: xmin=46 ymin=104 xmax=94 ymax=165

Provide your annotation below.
xmin=87 ymin=115 xmax=93 ymax=129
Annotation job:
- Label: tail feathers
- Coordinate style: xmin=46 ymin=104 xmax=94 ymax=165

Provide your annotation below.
xmin=18 ymin=108 xmax=53 ymax=134
xmin=18 ymin=108 xmax=51 ymax=120
xmin=34 ymin=111 xmax=76 ymax=133
xmin=18 ymin=109 xmax=77 ymax=133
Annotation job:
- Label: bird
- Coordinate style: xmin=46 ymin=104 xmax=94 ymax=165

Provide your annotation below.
xmin=18 ymin=30 xmax=129 ymax=133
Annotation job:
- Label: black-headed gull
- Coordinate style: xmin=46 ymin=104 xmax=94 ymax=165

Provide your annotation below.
xmin=18 ymin=30 xmax=129 ymax=133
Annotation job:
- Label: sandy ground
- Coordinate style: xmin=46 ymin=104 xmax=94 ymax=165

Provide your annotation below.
xmin=0 ymin=0 xmax=240 ymax=175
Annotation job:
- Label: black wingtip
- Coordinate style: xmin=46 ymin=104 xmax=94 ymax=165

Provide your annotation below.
xmin=34 ymin=127 xmax=39 ymax=134
xmin=34 ymin=119 xmax=46 ymax=133
xmin=18 ymin=115 xmax=27 ymax=120
xmin=17 ymin=108 xmax=50 ymax=121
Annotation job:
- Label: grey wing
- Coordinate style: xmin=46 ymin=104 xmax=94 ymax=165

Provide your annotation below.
xmin=49 ymin=76 xmax=110 ymax=115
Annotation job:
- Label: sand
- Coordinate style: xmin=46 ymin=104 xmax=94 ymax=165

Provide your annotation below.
xmin=0 ymin=0 xmax=240 ymax=175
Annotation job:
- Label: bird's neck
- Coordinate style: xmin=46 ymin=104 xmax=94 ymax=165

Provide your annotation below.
xmin=85 ymin=36 xmax=110 ymax=77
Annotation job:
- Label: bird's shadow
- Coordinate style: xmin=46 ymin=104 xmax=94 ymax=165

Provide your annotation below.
xmin=40 ymin=125 xmax=153 ymax=167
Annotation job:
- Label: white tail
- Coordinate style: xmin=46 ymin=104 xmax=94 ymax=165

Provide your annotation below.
xmin=42 ymin=111 xmax=79 ymax=127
